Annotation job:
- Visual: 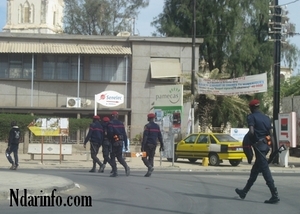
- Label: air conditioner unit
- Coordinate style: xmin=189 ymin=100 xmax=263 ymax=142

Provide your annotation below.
xmin=66 ymin=97 xmax=81 ymax=108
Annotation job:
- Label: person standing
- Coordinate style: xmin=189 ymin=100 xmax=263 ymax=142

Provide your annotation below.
xmin=83 ymin=115 xmax=104 ymax=173
xmin=235 ymin=99 xmax=280 ymax=204
xmin=6 ymin=121 xmax=21 ymax=170
xmin=141 ymin=113 xmax=164 ymax=177
xmin=107 ymin=111 xmax=130 ymax=177
xmin=99 ymin=116 xmax=112 ymax=173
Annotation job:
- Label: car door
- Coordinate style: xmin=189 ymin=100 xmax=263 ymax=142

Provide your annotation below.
xmin=193 ymin=134 xmax=209 ymax=158
xmin=176 ymin=134 xmax=197 ymax=158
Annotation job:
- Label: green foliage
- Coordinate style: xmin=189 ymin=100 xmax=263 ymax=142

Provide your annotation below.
xmin=152 ymin=0 xmax=299 ymax=130
xmin=63 ymin=0 xmax=149 ymax=35
xmin=0 ymin=114 xmax=91 ymax=141
xmin=0 ymin=114 xmax=35 ymax=141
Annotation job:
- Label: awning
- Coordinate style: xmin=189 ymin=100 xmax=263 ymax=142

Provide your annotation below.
xmin=150 ymin=58 xmax=181 ymax=78
xmin=0 ymin=42 xmax=131 ymax=55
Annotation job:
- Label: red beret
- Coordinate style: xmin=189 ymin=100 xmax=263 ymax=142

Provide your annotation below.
xmin=111 ymin=111 xmax=118 ymax=115
xmin=249 ymin=99 xmax=260 ymax=107
xmin=147 ymin=113 xmax=155 ymax=118
xmin=102 ymin=117 xmax=110 ymax=122
xmin=93 ymin=115 xmax=100 ymax=120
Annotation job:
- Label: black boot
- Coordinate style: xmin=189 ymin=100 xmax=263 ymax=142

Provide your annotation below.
xmin=89 ymin=162 xmax=96 ymax=172
xmin=99 ymin=164 xmax=106 ymax=173
xmin=144 ymin=166 xmax=154 ymax=177
xmin=110 ymin=170 xmax=118 ymax=177
xmin=264 ymin=187 xmax=280 ymax=204
xmin=235 ymin=188 xmax=248 ymax=199
xmin=125 ymin=166 xmax=130 ymax=176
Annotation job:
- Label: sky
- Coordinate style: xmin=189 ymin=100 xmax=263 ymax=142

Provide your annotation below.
xmin=0 ymin=0 xmax=299 ymax=73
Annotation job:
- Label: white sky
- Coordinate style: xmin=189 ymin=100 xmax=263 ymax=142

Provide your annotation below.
xmin=0 ymin=0 xmax=299 ymax=73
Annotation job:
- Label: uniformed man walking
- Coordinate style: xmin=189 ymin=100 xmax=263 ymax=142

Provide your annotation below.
xmin=235 ymin=99 xmax=280 ymax=204
xmin=99 ymin=116 xmax=112 ymax=173
xmin=6 ymin=121 xmax=21 ymax=170
xmin=141 ymin=113 xmax=164 ymax=177
xmin=83 ymin=115 xmax=104 ymax=173
xmin=107 ymin=111 xmax=130 ymax=177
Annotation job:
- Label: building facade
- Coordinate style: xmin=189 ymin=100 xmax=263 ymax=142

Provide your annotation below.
xmin=3 ymin=0 xmax=64 ymax=34
xmin=0 ymin=32 xmax=202 ymax=141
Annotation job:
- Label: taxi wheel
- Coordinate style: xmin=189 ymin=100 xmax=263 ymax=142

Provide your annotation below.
xmin=209 ymin=153 xmax=220 ymax=166
xmin=229 ymin=159 xmax=241 ymax=166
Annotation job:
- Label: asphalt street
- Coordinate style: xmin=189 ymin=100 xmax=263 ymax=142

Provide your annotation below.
xmin=1 ymin=169 xmax=299 ymax=214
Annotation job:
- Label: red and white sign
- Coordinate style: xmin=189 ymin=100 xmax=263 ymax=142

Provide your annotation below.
xmin=278 ymin=112 xmax=297 ymax=148
xmin=95 ymin=91 xmax=124 ymax=107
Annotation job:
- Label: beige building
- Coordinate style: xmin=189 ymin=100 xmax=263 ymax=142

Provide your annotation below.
xmin=0 ymin=32 xmax=202 ymax=141
xmin=3 ymin=0 xmax=64 ymax=34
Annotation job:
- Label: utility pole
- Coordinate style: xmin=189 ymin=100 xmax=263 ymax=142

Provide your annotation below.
xmin=191 ymin=0 xmax=196 ymax=134
xmin=269 ymin=0 xmax=282 ymax=164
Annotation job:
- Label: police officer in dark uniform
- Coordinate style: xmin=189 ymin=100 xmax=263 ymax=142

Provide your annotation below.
xmin=235 ymin=99 xmax=280 ymax=204
xmin=6 ymin=121 xmax=21 ymax=170
xmin=99 ymin=116 xmax=112 ymax=173
xmin=83 ymin=115 xmax=104 ymax=173
xmin=107 ymin=111 xmax=130 ymax=177
xmin=141 ymin=113 xmax=164 ymax=177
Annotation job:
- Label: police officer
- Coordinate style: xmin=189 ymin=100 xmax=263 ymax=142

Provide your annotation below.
xmin=235 ymin=99 xmax=280 ymax=204
xmin=6 ymin=121 xmax=21 ymax=170
xmin=83 ymin=115 xmax=104 ymax=173
xmin=99 ymin=116 xmax=112 ymax=173
xmin=141 ymin=113 xmax=164 ymax=177
xmin=107 ymin=111 xmax=130 ymax=177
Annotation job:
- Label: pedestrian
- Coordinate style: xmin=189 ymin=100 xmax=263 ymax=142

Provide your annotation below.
xmin=99 ymin=116 xmax=113 ymax=173
xmin=6 ymin=121 xmax=21 ymax=170
xmin=107 ymin=111 xmax=130 ymax=177
xmin=235 ymin=99 xmax=280 ymax=204
xmin=141 ymin=113 xmax=164 ymax=177
xmin=83 ymin=115 xmax=104 ymax=173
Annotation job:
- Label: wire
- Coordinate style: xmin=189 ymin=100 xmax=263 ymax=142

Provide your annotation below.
xmin=279 ymin=0 xmax=300 ymax=6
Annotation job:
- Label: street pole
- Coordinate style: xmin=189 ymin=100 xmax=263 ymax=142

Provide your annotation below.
xmin=272 ymin=0 xmax=281 ymax=164
xmin=191 ymin=0 xmax=196 ymax=134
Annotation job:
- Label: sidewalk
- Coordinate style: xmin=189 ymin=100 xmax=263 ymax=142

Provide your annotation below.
xmin=1 ymin=147 xmax=300 ymax=200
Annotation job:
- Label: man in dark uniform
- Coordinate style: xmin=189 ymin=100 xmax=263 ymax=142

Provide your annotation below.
xmin=6 ymin=121 xmax=21 ymax=170
xmin=99 ymin=116 xmax=112 ymax=173
xmin=141 ymin=113 xmax=164 ymax=177
xmin=83 ymin=115 xmax=104 ymax=173
xmin=107 ymin=111 xmax=130 ymax=177
xmin=235 ymin=99 xmax=280 ymax=204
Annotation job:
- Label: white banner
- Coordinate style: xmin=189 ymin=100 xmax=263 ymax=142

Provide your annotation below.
xmin=197 ymin=73 xmax=267 ymax=95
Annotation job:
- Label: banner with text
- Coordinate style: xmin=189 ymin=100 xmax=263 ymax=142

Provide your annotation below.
xmin=197 ymin=73 xmax=267 ymax=95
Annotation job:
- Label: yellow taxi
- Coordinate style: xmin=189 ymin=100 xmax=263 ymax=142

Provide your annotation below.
xmin=168 ymin=133 xmax=246 ymax=166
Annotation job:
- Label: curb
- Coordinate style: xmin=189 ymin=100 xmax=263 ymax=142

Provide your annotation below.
xmin=0 ymin=172 xmax=75 ymax=201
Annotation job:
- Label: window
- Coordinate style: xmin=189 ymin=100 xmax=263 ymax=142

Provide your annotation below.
xmin=90 ymin=56 xmax=126 ymax=82
xmin=24 ymin=2 xmax=30 ymax=23
xmin=184 ymin=134 xmax=197 ymax=144
xmin=42 ymin=55 xmax=83 ymax=80
xmin=197 ymin=135 xmax=208 ymax=144
xmin=0 ymin=54 xmax=8 ymax=78
xmin=214 ymin=134 xmax=239 ymax=142
xmin=210 ymin=135 xmax=217 ymax=144
xmin=0 ymin=54 xmax=36 ymax=79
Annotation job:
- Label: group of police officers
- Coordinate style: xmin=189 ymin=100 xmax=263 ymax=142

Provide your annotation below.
xmin=83 ymin=111 xmax=164 ymax=177
xmin=83 ymin=100 xmax=280 ymax=204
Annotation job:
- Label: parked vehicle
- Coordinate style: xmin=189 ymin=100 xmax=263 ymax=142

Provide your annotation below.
xmin=167 ymin=133 xmax=246 ymax=166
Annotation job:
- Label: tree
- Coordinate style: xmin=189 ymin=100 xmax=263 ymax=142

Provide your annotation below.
xmin=152 ymin=0 xmax=299 ymax=130
xmin=63 ymin=0 xmax=149 ymax=35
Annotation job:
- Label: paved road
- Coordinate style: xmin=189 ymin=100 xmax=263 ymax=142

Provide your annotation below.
xmin=1 ymin=169 xmax=299 ymax=214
